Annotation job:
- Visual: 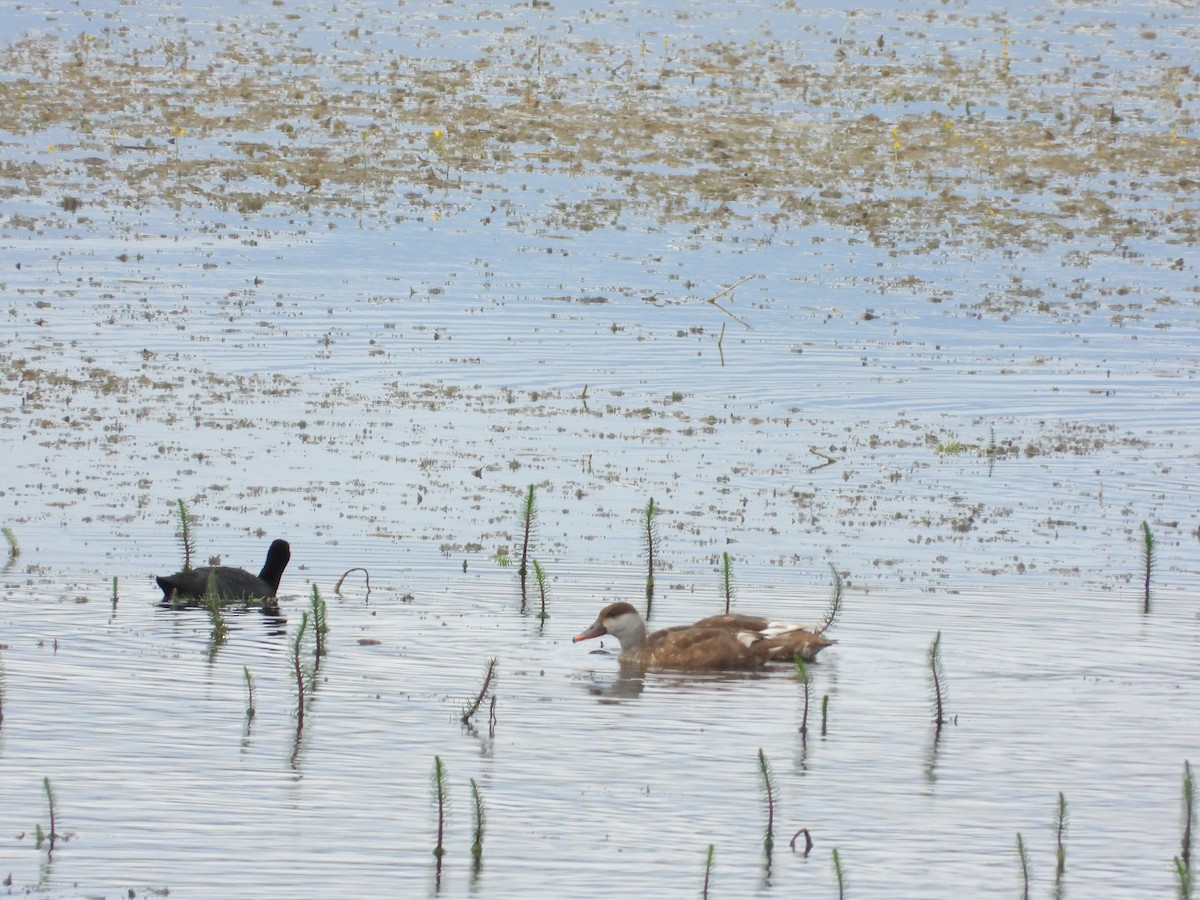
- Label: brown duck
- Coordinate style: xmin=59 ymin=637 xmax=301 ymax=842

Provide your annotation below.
xmin=573 ymin=601 xmax=834 ymax=671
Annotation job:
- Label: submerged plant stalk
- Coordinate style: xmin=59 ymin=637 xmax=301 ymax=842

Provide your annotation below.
xmin=795 ymin=658 xmax=812 ymax=736
xmin=462 ymin=657 xmax=498 ymax=726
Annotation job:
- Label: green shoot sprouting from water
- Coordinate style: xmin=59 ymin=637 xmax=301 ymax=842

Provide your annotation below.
xmin=816 ymin=563 xmax=844 ymax=636
xmin=1141 ymin=520 xmax=1155 ymax=614
xmin=757 ymin=748 xmax=775 ymax=854
xmin=0 ymin=648 xmax=6 ymax=727
xmin=470 ymin=777 xmax=486 ymax=875
xmin=1178 ymin=760 xmax=1195 ymax=898
xmin=173 ymin=498 xmax=196 ymax=572
xmin=720 ymin=551 xmax=735 ymax=614
xmin=517 ymin=484 xmax=537 ymax=610
xmin=821 ymin=694 xmax=830 ymax=737
xmin=39 ymin=777 xmax=59 ymax=853
xmin=832 ymin=847 xmax=846 ymax=900
xmin=1055 ymin=791 xmax=1068 ymax=884
xmin=244 ymin=665 xmax=256 ymax=722
xmin=643 ymin=497 xmax=660 ymax=604
xmin=462 ymin=657 xmax=498 ymax=727
xmin=795 ymin=658 xmax=812 ymax=737
xmin=1017 ymin=832 xmax=1031 ymax=900
xmin=310 ymin=585 xmax=328 ymax=660
xmin=928 ymin=630 xmax=947 ymax=730
xmin=702 ymin=844 xmax=715 ymax=899
xmin=2 ymin=527 xmax=19 ymax=560
xmin=111 ymin=576 xmax=118 ymax=608
xmin=204 ymin=571 xmax=227 ymax=646
xmin=432 ymin=755 xmax=448 ymax=861
xmin=291 ymin=610 xmax=310 ymax=728
xmin=532 ymin=559 xmax=550 ymax=620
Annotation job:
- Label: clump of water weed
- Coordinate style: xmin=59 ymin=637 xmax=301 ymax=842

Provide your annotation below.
xmin=1141 ymin=520 xmax=1156 ymax=614
xmin=461 ymin=657 xmax=498 ymax=729
xmin=643 ymin=496 xmax=660 ymax=605
xmin=719 ymin=551 xmax=735 ymax=614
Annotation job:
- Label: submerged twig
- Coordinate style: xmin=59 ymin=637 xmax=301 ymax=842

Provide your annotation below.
xmin=333 ymin=566 xmax=371 ymax=598
xmin=462 ymin=657 xmax=498 ymax=727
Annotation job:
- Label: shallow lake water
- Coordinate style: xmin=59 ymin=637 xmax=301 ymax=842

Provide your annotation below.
xmin=1 ymin=0 xmax=1198 ymax=897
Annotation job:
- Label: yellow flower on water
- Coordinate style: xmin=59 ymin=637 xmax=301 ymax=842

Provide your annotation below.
xmin=48 ymin=144 xmax=55 ymax=152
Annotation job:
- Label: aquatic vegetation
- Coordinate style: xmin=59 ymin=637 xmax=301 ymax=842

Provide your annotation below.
xmin=794 ymin=658 xmax=812 ymax=737
xmin=719 ymin=551 xmax=735 ymax=614
xmin=517 ymin=484 xmax=537 ymax=610
xmin=291 ymin=611 xmax=310 ymax=729
xmin=702 ymin=844 xmax=715 ymax=899
xmin=1055 ymin=791 xmax=1068 ymax=887
xmin=1016 ymin=832 xmax=1031 ymax=900
xmin=243 ymin=665 xmax=256 ymax=723
xmin=531 ymin=559 xmax=550 ymax=621
xmin=333 ymin=566 xmax=371 ymax=596
xmin=0 ymin=648 xmax=5 ymax=727
xmin=36 ymin=777 xmax=58 ymax=854
xmin=757 ymin=748 xmax=775 ymax=855
xmin=110 ymin=576 xmax=118 ymax=608
xmin=470 ymin=777 xmax=486 ymax=877
xmin=643 ymin=497 xmax=660 ymax=604
xmin=431 ymin=755 xmax=448 ymax=863
xmin=204 ymin=572 xmax=228 ymax=647
xmin=1179 ymin=760 xmax=1195 ymax=898
xmin=928 ymin=630 xmax=947 ymax=730
xmin=310 ymin=585 xmax=328 ymax=660
xmin=821 ymin=694 xmax=830 ymax=738
xmin=461 ymin=657 xmax=498 ymax=728
xmin=1141 ymin=520 xmax=1156 ymax=614
xmin=2 ymin=527 xmax=19 ymax=560
xmin=817 ymin=563 xmax=845 ymax=636
xmin=790 ymin=828 xmax=813 ymax=857
xmin=832 ymin=847 xmax=846 ymax=900
xmin=172 ymin=498 xmax=196 ymax=572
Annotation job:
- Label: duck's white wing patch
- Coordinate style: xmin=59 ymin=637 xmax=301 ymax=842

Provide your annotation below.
xmin=758 ymin=621 xmax=811 ymax=639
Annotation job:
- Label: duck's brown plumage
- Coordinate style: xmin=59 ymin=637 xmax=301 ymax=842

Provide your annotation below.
xmin=573 ymin=601 xmax=834 ymax=671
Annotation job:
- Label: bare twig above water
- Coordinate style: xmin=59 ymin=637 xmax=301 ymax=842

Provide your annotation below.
xmin=334 ymin=567 xmax=372 ymax=598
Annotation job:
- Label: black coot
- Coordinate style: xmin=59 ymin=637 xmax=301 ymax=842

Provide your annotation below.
xmin=156 ymin=539 xmax=290 ymax=602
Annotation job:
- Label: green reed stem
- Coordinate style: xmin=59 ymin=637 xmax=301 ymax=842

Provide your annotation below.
xmin=757 ymin=748 xmax=775 ymax=853
xmin=928 ymin=630 xmax=946 ymax=729
xmin=643 ymin=497 xmax=660 ymax=604
xmin=795 ymin=658 xmax=812 ymax=736
xmin=174 ymin=498 xmax=195 ymax=571
xmin=702 ymin=844 xmax=715 ymax=899
xmin=532 ymin=559 xmax=550 ymax=620
xmin=1017 ymin=832 xmax=1030 ymax=900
